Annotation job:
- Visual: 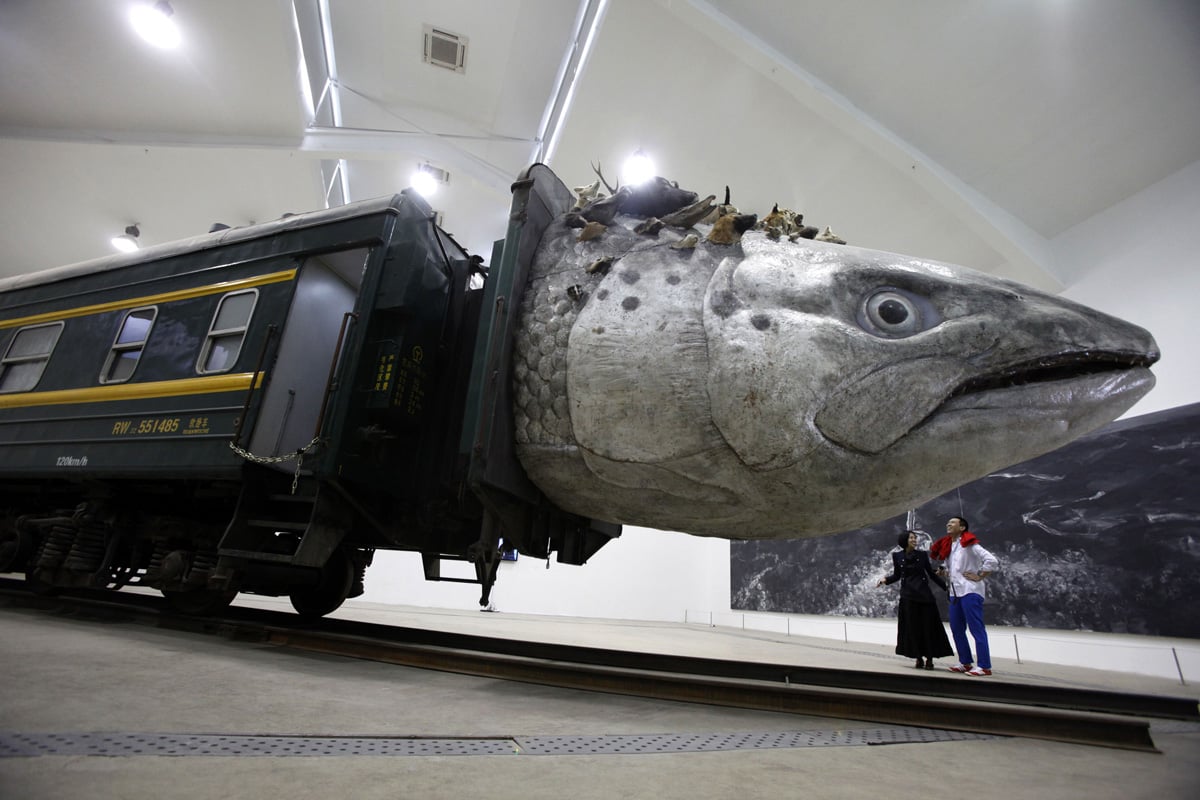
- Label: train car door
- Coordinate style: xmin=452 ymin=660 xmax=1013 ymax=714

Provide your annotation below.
xmin=244 ymin=247 xmax=369 ymax=466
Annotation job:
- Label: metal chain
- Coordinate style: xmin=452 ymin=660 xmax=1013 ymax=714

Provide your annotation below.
xmin=228 ymin=437 xmax=323 ymax=494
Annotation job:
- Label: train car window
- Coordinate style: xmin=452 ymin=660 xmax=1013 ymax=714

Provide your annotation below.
xmin=99 ymin=307 xmax=157 ymax=384
xmin=0 ymin=321 xmax=65 ymax=393
xmin=197 ymin=289 xmax=258 ymax=374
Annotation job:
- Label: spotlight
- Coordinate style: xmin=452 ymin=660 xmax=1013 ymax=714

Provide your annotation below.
xmin=130 ymin=1 xmax=182 ymax=49
xmin=620 ymin=149 xmax=655 ymax=186
xmin=411 ymin=170 xmax=438 ymax=197
xmin=410 ymin=164 xmax=444 ymax=198
xmin=111 ymin=224 xmax=141 ymax=253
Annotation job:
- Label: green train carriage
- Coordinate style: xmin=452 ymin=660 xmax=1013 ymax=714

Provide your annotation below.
xmin=0 ymin=170 xmax=618 ymax=616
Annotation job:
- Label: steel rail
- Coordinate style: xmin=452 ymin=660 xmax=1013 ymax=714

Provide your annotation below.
xmin=264 ymin=626 xmax=1159 ymax=752
xmin=307 ymin=616 xmax=1200 ymax=723
xmin=1 ymin=580 xmax=1188 ymax=752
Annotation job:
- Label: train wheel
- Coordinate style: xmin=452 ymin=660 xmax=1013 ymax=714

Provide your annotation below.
xmin=289 ymin=548 xmax=353 ymax=619
xmin=162 ymin=588 xmax=237 ymax=616
xmin=24 ymin=567 xmax=60 ymax=597
xmin=0 ymin=528 xmax=28 ymax=574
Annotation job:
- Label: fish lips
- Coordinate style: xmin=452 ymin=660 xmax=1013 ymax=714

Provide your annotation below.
xmin=935 ymin=362 xmax=1156 ymax=428
xmin=815 ymin=354 xmax=1158 ymax=454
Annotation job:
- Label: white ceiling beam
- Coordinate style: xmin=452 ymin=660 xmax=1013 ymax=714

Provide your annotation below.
xmin=0 ymin=126 xmax=299 ymax=150
xmin=292 ymin=0 xmax=348 ymax=205
xmin=534 ymin=0 xmax=611 ymax=166
xmin=289 ymin=1 xmax=528 ymax=201
xmin=300 ymin=126 xmax=518 ymax=193
xmin=675 ymin=0 xmax=1064 ymax=292
xmin=0 ymin=123 xmax=521 ymax=196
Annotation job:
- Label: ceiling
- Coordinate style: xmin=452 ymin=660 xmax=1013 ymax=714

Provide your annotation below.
xmin=1 ymin=0 xmax=1198 ymax=291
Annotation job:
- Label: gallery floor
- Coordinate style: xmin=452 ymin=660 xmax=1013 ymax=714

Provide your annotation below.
xmin=1 ymin=595 xmax=1197 ymax=800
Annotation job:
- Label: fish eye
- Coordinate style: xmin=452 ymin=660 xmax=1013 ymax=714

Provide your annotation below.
xmin=858 ymin=288 xmax=935 ymax=338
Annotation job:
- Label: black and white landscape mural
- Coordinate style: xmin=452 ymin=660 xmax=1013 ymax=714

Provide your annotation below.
xmin=731 ymin=402 xmax=1200 ymax=638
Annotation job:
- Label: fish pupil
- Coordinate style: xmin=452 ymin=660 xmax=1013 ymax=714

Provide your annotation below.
xmin=878 ymin=299 xmax=909 ymax=325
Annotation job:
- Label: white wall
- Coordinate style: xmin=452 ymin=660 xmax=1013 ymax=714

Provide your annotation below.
xmin=686 ymin=613 xmax=1200 ymax=682
xmin=359 ymin=527 xmax=730 ymax=622
xmin=1053 ymin=157 xmax=1200 ymax=417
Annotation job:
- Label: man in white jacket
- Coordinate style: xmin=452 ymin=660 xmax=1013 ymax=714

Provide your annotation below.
xmin=936 ymin=516 xmax=999 ymax=676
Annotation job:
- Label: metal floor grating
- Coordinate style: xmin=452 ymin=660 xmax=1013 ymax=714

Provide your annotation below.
xmin=516 ymin=727 xmax=994 ymax=755
xmin=0 ymin=727 xmax=996 ymax=758
xmin=0 ymin=733 xmax=517 ymax=758
xmin=1149 ymin=720 xmax=1200 ymax=735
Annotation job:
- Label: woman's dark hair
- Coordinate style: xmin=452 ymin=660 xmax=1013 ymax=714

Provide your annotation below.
xmin=897 ymin=531 xmax=913 ymax=549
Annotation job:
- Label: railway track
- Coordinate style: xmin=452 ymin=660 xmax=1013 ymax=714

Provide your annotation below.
xmin=2 ymin=578 xmax=1194 ymax=753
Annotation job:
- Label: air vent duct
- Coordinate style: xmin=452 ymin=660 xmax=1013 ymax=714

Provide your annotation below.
xmin=423 ymin=25 xmax=467 ymax=73
xmin=420 ymin=163 xmax=451 ymax=185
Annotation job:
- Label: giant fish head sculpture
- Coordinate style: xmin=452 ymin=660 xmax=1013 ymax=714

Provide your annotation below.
xmin=512 ymin=173 xmax=1158 ymax=538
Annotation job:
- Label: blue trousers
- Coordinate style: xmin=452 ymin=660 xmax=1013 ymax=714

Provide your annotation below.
xmin=948 ymin=593 xmax=991 ymax=669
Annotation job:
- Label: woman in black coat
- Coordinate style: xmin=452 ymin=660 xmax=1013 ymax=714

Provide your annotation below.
xmin=877 ymin=531 xmax=954 ymax=669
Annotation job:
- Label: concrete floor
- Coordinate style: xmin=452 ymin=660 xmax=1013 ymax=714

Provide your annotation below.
xmin=1 ymin=595 xmax=1198 ymax=800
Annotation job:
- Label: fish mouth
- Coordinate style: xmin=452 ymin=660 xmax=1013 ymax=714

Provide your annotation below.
xmin=948 ymin=349 xmax=1160 ymax=401
xmin=930 ymin=348 xmax=1159 ymax=436
xmin=814 ymin=347 xmax=1158 ymax=456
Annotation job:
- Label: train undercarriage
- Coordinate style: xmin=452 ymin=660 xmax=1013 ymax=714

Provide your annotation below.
xmin=0 ymin=476 xmax=385 ymax=618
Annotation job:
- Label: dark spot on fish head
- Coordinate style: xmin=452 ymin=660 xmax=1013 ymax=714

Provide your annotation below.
xmin=709 ymin=289 xmax=743 ymax=319
xmin=620 ymin=270 xmax=640 ymax=285
xmin=751 ymin=314 xmax=772 ymax=331
xmin=622 ymin=296 xmax=640 ymax=311
xmin=597 ymin=289 xmax=609 ymax=300
xmin=592 ymin=326 xmax=605 ymax=334
xmin=666 ymin=274 xmax=681 ymax=285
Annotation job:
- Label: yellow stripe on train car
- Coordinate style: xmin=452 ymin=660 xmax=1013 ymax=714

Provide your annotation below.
xmin=0 ymin=372 xmax=264 ymax=409
xmin=0 ymin=269 xmax=297 ymax=329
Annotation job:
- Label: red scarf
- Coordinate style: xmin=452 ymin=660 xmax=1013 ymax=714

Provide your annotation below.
xmin=930 ymin=532 xmax=978 ymax=560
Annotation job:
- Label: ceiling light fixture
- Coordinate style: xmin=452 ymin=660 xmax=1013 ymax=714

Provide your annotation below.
xmin=621 ymin=148 xmax=655 ymax=186
xmin=111 ymin=225 xmax=141 ymax=253
xmin=411 ymin=170 xmax=438 ymax=198
xmin=410 ymin=163 xmax=446 ymax=198
xmin=130 ymin=1 xmax=182 ymax=49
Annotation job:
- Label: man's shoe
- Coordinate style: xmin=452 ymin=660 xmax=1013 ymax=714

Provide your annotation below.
xmin=914 ymin=659 xmax=924 ymax=669
xmin=948 ymin=664 xmax=971 ymax=673
xmin=966 ymin=667 xmax=992 ymax=676
xmin=923 ymin=660 xmax=935 ymax=670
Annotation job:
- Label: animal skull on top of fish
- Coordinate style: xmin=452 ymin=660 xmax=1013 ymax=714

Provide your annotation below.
xmin=510 ymin=166 xmax=1159 ymax=538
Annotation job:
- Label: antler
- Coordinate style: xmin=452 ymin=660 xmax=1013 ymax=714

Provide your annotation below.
xmin=591 ymin=160 xmax=619 ymax=195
